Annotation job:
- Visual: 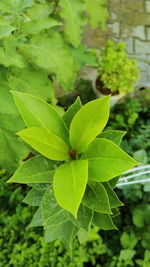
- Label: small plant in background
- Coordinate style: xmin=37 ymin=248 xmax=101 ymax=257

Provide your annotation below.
xmin=7 ymin=91 xmax=137 ymax=250
xmin=96 ymin=41 xmax=140 ymax=95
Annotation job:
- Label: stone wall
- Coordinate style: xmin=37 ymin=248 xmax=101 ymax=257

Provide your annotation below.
xmin=84 ymin=0 xmax=150 ymax=88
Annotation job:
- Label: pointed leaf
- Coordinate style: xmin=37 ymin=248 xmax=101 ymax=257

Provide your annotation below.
xmin=93 ymin=212 xmax=117 ymax=230
xmin=7 ymin=155 xmax=55 ymax=184
xmin=82 ymin=138 xmax=138 ymax=181
xmin=11 ymin=91 xmax=69 ymax=145
xmin=44 ymin=224 xmax=60 ymax=243
xmin=53 ymin=160 xmax=88 ymax=218
xmin=59 ymin=220 xmax=78 ymax=250
xmin=82 ymin=181 xmax=111 ymax=214
xmin=68 ymin=204 xmax=93 ymax=231
xmin=17 ymin=127 xmax=69 ymax=161
xmin=77 ymin=228 xmax=89 ymax=244
xmin=29 ymin=207 xmax=43 ymax=227
xmin=59 ymin=0 xmax=85 ymax=47
xmin=23 ymin=188 xmax=45 ymax=206
xmin=103 ymin=182 xmax=124 ymax=208
xmin=70 ymin=96 xmax=110 ymax=153
xmin=99 ymin=130 xmax=126 ymax=145
xmin=62 ymin=97 xmax=82 ymax=129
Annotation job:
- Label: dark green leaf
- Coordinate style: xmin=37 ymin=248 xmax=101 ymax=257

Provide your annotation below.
xmin=93 ymin=212 xmax=118 ymax=230
xmin=103 ymin=182 xmax=124 ymax=208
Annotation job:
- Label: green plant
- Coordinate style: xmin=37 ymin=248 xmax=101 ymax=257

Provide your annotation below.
xmin=0 ymin=0 xmax=108 ymax=172
xmin=98 ymin=41 xmax=139 ymax=93
xmin=7 ymin=92 xmax=137 ymax=249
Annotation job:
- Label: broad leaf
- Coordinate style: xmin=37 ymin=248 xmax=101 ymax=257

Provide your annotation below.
xmin=23 ymin=188 xmax=45 ymax=206
xmin=29 ymin=207 xmax=43 ymax=227
xmin=103 ymin=182 xmax=124 ymax=208
xmin=99 ymin=130 xmax=126 ymax=145
xmin=82 ymin=138 xmax=138 ymax=181
xmin=68 ymin=204 xmax=93 ymax=231
xmin=62 ymin=97 xmax=82 ymax=128
xmin=59 ymin=220 xmax=78 ymax=250
xmin=44 ymin=224 xmax=60 ymax=243
xmin=84 ymin=0 xmax=109 ymax=30
xmin=70 ymin=96 xmax=110 ymax=153
xmin=41 ymin=186 xmax=67 ymax=227
xmin=7 ymin=155 xmax=55 ymax=184
xmin=53 ymin=160 xmax=88 ymax=218
xmin=82 ymin=181 xmax=111 ymax=214
xmin=0 ymin=18 xmax=16 ymax=37
xmin=59 ymin=0 xmax=85 ymax=47
xmin=11 ymin=91 xmax=69 ymax=145
xmin=77 ymin=228 xmax=89 ymax=244
xmin=27 ymin=2 xmax=54 ymax=20
xmin=17 ymin=127 xmax=69 ymax=161
xmin=93 ymin=212 xmax=117 ymax=230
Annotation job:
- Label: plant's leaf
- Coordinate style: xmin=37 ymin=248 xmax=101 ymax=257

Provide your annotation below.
xmin=11 ymin=91 xmax=69 ymax=145
xmin=23 ymin=188 xmax=45 ymax=206
xmin=41 ymin=186 xmax=67 ymax=227
xmin=68 ymin=204 xmax=93 ymax=231
xmin=9 ymin=66 xmax=56 ymax=103
xmin=44 ymin=224 xmax=60 ymax=243
xmin=59 ymin=0 xmax=85 ymax=47
xmin=93 ymin=212 xmax=117 ymax=230
xmin=99 ymin=130 xmax=126 ymax=145
xmin=27 ymin=2 xmax=54 ymax=20
xmin=82 ymin=181 xmax=111 ymax=214
xmin=17 ymin=127 xmax=69 ymax=161
xmin=59 ymin=220 xmax=78 ymax=250
xmin=0 ymin=18 xmax=16 ymax=37
xmin=0 ymin=0 xmax=34 ymax=13
xmin=53 ymin=160 xmax=88 ymax=218
xmin=82 ymin=138 xmax=138 ymax=181
xmin=103 ymin=182 xmax=124 ymax=208
xmin=70 ymin=96 xmax=110 ymax=153
xmin=22 ymin=18 xmax=61 ymax=35
xmin=29 ymin=207 xmax=43 ymax=227
xmin=7 ymin=155 xmax=55 ymax=184
xmin=19 ymin=33 xmax=76 ymax=90
xmin=62 ymin=97 xmax=82 ymax=128
xmin=112 ymin=208 xmax=120 ymax=218
xmin=84 ymin=0 xmax=109 ymax=30
xmin=77 ymin=228 xmax=89 ymax=244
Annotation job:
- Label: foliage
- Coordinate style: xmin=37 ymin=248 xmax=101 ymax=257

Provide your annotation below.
xmin=98 ymin=41 xmax=139 ymax=93
xmin=7 ymin=92 xmax=137 ymax=249
xmin=0 ymin=0 xmax=108 ymax=172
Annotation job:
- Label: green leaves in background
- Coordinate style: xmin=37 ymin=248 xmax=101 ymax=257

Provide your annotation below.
xmin=7 ymin=155 xmax=55 ymax=184
xmin=53 ymin=160 xmax=88 ymax=218
xmin=17 ymin=127 xmax=69 ymax=161
xmin=70 ymin=96 xmax=110 ymax=153
xmin=82 ymin=138 xmax=138 ymax=181
xmin=11 ymin=91 xmax=69 ymax=145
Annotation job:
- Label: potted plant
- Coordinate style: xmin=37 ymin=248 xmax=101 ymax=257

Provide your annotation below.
xmin=95 ymin=41 xmax=140 ymax=106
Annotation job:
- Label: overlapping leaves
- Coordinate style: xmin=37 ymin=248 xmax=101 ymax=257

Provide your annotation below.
xmin=8 ymin=92 xmax=138 ymax=249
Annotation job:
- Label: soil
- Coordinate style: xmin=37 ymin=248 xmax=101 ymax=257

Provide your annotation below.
xmin=96 ymin=75 xmax=119 ymax=96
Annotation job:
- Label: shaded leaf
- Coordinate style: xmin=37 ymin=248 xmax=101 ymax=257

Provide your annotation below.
xmin=62 ymin=97 xmax=82 ymax=128
xmin=93 ymin=212 xmax=117 ymax=230
xmin=23 ymin=188 xmax=45 ymax=206
xmin=99 ymin=130 xmax=126 ymax=145
xmin=103 ymin=182 xmax=124 ymax=208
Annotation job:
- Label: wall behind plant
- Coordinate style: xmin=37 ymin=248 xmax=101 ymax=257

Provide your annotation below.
xmin=84 ymin=0 xmax=150 ymax=88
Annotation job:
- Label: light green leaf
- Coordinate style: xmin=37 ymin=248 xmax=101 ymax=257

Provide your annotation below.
xmin=17 ymin=127 xmax=69 ymax=161
xmin=7 ymin=155 xmax=55 ymax=184
xmin=68 ymin=203 xmax=93 ymax=231
xmin=11 ymin=91 xmax=69 ymax=145
xmin=93 ymin=212 xmax=117 ymax=230
xmin=103 ymin=182 xmax=124 ymax=208
xmin=27 ymin=2 xmax=54 ymax=20
xmin=9 ymin=66 xmax=56 ymax=103
xmin=84 ymin=0 xmax=109 ymax=30
xmin=99 ymin=130 xmax=126 ymax=145
xmin=70 ymin=96 xmax=110 ymax=153
xmin=22 ymin=18 xmax=61 ymax=35
xmin=59 ymin=0 xmax=85 ymax=47
xmin=62 ymin=97 xmax=82 ymax=129
xmin=0 ymin=18 xmax=16 ymax=37
xmin=23 ymin=188 xmax=45 ymax=206
xmin=82 ymin=138 xmax=138 ymax=181
xmin=0 ymin=0 xmax=34 ymax=13
xmin=77 ymin=228 xmax=89 ymax=244
xmin=19 ymin=33 xmax=76 ymax=90
xmin=53 ymin=160 xmax=88 ymax=218
xmin=82 ymin=181 xmax=111 ymax=214
xmin=41 ymin=186 xmax=67 ymax=227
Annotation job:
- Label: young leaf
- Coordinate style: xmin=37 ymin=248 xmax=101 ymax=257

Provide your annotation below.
xmin=99 ymin=130 xmax=126 ymax=145
xmin=93 ymin=212 xmax=117 ymax=230
xmin=53 ymin=160 xmax=88 ymax=218
xmin=82 ymin=181 xmax=111 ymax=214
xmin=17 ymin=127 xmax=69 ymax=161
xmin=62 ymin=97 xmax=82 ymax=129
xmin=59 ymin=0 xmax=85 ymax=47
xmin=7 ymin=155 xmax=55 ymax=184
xmin=70 ymin=96 xmax=110 ymax=153
xmin=11 ymin=91 xmax=69 ymax=145
xmin=68 ymin=204 xmax=93 ymax=231
xmin=23 ymin=188 xmax=45 ymax=206
xmin=103 ymin=182 xmax=124 ymax=208
xmin=82 ymin=138 xmax=138 ymax=181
